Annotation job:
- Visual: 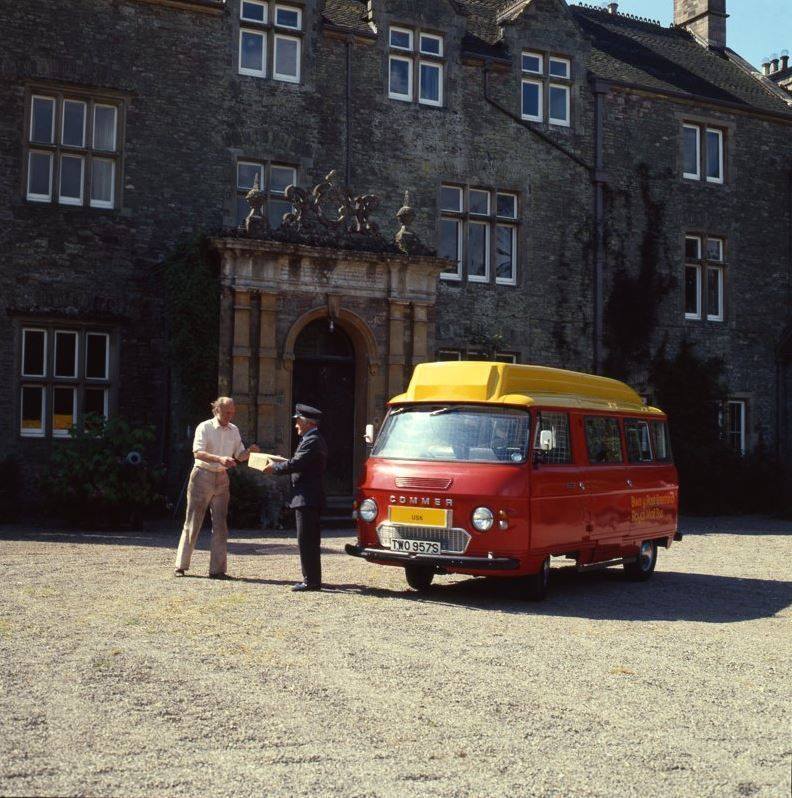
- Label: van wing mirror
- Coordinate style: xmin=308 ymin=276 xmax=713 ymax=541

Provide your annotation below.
xmin=539 ymin=429 xmax=555 ymax=451
xmin=364 ymin=423 xmax=375 ymax=445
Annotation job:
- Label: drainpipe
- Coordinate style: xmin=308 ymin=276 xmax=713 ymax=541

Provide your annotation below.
xmin=592 ymin=81 xmax=609 ymax=375
xmin=345 ymin=34 xmax=353 ymax=187
xmin=481 ymin=62 xmax=604 ymax=372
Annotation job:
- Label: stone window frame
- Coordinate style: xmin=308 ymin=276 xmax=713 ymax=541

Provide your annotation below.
xmin=521 ymin=50 xmax=572 ymax=128
xmin=387 ymin=24 xmax=445 ymax=108
xmin=22 ymin=83 xmax=126 ymax=210
xmin=724 ymin=397 xmax=748 ymax=455
xmin=684 ymin=233 xmax=726 ymax=323
xmin=680 ymin=117 xmax=729 ymax=185
xmin=438 ymin=184 xmax=520 ymax=286
xmin=237 ymin=1 xmax=304 ymax=84
xmin=234 ymin=158 xmax=297 ymax=227
xmin=16 ymin=321 xmax=116 ymax=440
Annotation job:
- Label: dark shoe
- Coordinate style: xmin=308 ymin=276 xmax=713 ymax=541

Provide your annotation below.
xmin=209 ymin=572 xmax=232 ymax=580
xmin=174 ymin=569 xmax=185 ymax=577
xmin=292 ymin=582 xmax=321 ymax=592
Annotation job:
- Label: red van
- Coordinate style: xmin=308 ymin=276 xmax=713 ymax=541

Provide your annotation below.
xmin=346 ymin=361 xmax=680 ymax=600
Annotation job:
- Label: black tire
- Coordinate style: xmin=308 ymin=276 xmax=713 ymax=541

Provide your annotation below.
xmin=623 ymin=540 xmax=658 ymax=581
xmin=405 ymin=564 xmax=434 ymax=592
xmin=520 ymin=556 xmax=550 ymax=601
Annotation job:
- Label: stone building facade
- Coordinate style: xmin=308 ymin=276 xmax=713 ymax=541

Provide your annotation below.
xmin=1 ymin=0 xmax=791 ymax=503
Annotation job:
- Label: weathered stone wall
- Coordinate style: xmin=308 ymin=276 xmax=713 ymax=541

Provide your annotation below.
xmin=1 ymin=0 xmax=790 ymax=499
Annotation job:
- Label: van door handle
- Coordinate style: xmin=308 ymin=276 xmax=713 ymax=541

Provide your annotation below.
xmin=626 ymin=479 xmax=633 ymax=487
xmin=579 ymin=482 xmax=586 ymax=491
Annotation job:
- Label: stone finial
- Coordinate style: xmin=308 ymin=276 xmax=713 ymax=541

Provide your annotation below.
xmin=395 ymin=190 xmax=424 ymax=255
xmin=244 ymin=173 xmax=270 ymax=236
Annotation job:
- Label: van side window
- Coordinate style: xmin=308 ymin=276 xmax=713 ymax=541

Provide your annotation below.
xmin=533 ymin=411 xmax=572 ymax=464
xmin=624 ymin=419 xmax=653 ymax=462
xmin=584 ymin=416 xmax=623 ymax=464
xmin=650 ymin=421 xmax=672 ymax=462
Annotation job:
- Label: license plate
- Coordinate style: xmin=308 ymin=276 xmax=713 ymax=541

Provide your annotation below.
xmin=388 ymin=506 xmax=450 ymax=527
xmin=391 ymin=539 xmax=441 ymax=555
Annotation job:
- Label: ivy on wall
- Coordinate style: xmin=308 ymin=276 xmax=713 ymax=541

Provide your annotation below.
xmin=161 ymin=234 xmax=220 ymax=434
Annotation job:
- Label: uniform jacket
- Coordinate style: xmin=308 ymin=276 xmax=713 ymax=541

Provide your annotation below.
xmin=273 ymin=427 xmax=328 ymax=509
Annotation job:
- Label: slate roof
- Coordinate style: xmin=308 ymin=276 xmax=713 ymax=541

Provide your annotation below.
xmin=320 ymin=0 xmax=792 ymax=117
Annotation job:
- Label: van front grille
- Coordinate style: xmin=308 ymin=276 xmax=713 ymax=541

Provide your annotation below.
xmin=376 ymin=523 xmax=471 ymax=554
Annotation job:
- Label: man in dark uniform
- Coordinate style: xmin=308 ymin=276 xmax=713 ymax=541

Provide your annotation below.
xmin=263 ymin=404 xmax=328 ymax=591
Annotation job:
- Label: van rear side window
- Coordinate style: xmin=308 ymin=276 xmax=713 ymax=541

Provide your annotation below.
xmin=584 ymin=416 xmax=623 ymax=464
xmin=624 ymin=419 xmax=652 ymax=462
xmin=650 ymin=421 xmax=672 ymax=462
xmin=533 ymin=411 xmax=572 ymax=464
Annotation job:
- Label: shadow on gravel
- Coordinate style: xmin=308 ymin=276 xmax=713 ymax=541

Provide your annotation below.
xmin=350 ymin=567 xmax=792 ymax=623
xmin=679 ymin=516 xmax=792 ymax=536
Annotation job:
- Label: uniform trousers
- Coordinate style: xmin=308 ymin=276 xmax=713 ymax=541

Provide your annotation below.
xmin=295 ymin=507 xmax=322 ymax=587
xmin=175 ymin=467 xmax=230 ymax=574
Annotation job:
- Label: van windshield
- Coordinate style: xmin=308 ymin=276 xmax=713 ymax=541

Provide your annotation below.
xmin=372 ymin=405 xmax=531 ymax=463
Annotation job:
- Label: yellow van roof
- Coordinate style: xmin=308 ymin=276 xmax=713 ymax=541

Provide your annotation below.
xmin=390 ymin=361 xmax=664 ymax=415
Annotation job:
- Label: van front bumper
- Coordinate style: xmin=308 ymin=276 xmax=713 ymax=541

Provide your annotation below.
xmin=345 ymin=544 xmax=519 ymax=571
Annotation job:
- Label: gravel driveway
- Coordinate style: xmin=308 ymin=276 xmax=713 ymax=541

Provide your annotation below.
xmin=1 ymin=517 xmax=790 ymax=798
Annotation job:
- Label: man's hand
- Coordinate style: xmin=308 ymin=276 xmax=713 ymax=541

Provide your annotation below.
xmin=220 ymin=456 xmax=237 ymax=469
xmin=261 ymin=461 xmax=275 ymax=474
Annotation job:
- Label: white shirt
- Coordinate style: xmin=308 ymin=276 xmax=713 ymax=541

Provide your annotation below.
xmin=193 ymin=417 xmax=245 ymax=472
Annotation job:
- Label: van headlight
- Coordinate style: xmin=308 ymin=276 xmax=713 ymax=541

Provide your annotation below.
xmin=359 ymin=498 xmax=378 ymax=523
xmin=472 ymin=507 xmax=494 ymax=532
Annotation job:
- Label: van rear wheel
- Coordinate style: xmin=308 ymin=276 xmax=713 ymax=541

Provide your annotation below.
xmin=405 ymin=564 xmax=434 ymax=592
xmin=520 ymin=556 xmax=550 ymax=601
xmin=623 ymin=540 xmax=657 ymax=581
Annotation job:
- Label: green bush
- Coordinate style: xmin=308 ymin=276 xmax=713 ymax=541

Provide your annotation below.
xmin=42 ymin=415 xmax=166 ymax=527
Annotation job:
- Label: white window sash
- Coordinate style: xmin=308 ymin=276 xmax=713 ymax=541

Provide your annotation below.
xmin=59 ymin=155 xmax=85 ymax=206
xmin=273 ymin=35 xmax=301 ymax=83
xmin=93 ymin=104 xmax=118 ymax=152
xmin=85 ymin=332 xmax=110 ymax=381
xmin=240 ymin=0 xmax=267 ymax=23
xmin=61 ymin=99 xmax=87 ymax=148
xmin=52 ymin=387 xmax=77 ymax=438
xmin=684 ymin=265 xmax=702 ymax=320
xmin=239 ymin=29 xmax=267 ymax=77
xmin=89 ymin=159 xmax=115 ymax=209
xmin=30 ymin=95 xmax=55 ymax=143
xmin=440 ymin=185 xmax=463 ymax=213
xmin=437 ymin=349 xmax=462 ymax=361
xmin=419 ymin=33 xmax=443 ymax=56
xmin=549 ymin=57 xmax=571 ymax=79
xmin=706 ymin=128 xmax=724 ymax=184
xmin=439 ymin=217 xmax=462 ymax=281
xmin=727 ymin=400 xmax=746 ymax=454
xmin=22 ymin=328 xmax=47 ymax=377
xmin=468 ymin=221 xmax=490 ymax=283
xmin=469 ymin=189 xmax=490 ymax=216
xmin=496 ymin=192 xmax=518 ymax=219
xmin=685 ymin=235 xmax=702 ymax=260
xmin=706 ymin=267 xmax=724 ymax=322
xmin=274 ymin=4 xmax=302 ymax=29
xmin=683 ymin=124 xmax=701 ymax=180
xmin=548 ymin=83 xmax=570 ymax=127
xmin=495 ymin=224 xmax=517 ymax=286
xmin=237 ymin=161 xmax=265 ymax=191
xmin=27 ymin=151 xmax=53 ymax=202
xmin=418 ymin=61 xmax=443 ymax=106
xmin=388 ymin=55 xmax=413 ymax=101
xmin=521 ymin=79 xmax=542 ymax=122
xmin=521 ymin=51 xmax=543 ymax=75
xmin=389 ymin=26 xmax=413 ymax=51
xmin=20 ymin=385 xmax=46 ymax=437
xmin=54 ymin=330 xmax=79 ymax=378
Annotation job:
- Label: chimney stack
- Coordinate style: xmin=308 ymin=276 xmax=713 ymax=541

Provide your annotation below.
xmin=608 ymin=2 xmax=618 ymax=14
xmin=771 ymin=53 xmax=780 ymax=73
xmin=781 ymin=50 xmax=790 ymax=71
xmin=762 ymin=57 xmax=771 ymax=76
xmin=674 ymin=0 xmax=728 ymax=50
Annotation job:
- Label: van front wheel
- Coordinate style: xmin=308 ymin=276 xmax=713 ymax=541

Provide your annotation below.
xmin=520 ymin=556 xmax=550 ymax=601
xmin=405 ymin=564 xmax=434 ymax=592
xmin=623 ymin=540 xmax=657 ymax=581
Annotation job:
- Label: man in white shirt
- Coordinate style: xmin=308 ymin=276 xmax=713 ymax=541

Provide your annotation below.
xmin=174 ymin=396 xmax=259 ymax=579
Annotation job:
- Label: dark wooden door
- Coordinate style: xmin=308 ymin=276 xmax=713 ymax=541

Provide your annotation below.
xmin=292 ymin=320 xmax=356 ymax=498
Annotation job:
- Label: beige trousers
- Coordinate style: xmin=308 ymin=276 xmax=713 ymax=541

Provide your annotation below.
xmin=175 ymin=467 xmax=231 ymax=574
